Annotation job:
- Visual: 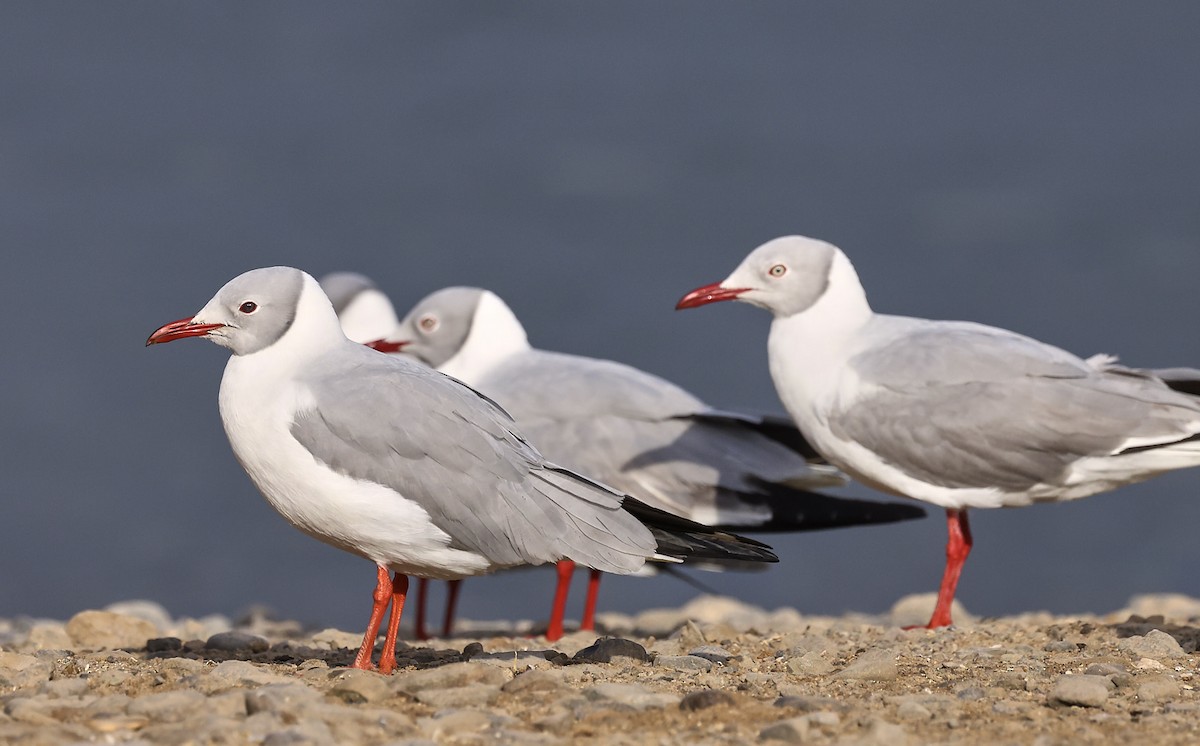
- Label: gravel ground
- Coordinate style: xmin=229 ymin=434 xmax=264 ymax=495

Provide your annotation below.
xmin=3 ymin=593 xmax=1200 ymax=745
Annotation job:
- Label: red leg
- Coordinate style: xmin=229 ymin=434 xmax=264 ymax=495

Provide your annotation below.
xmin=581 ymin=569 xmax=602 ymax=631
xmin=377 ymin=574 xmax=409 ymax=674
xmin=414 ymin=578 xmax=430 ymax=641
xmin=442 ymin=580 xmax=462 ymax=638
xmin=923 ymin=508 xmax=973 ymax=629
xmin=545 ymin=560 xmax=575 ymax=642
xmin=351 ymin=566 xmax=393 ymax=670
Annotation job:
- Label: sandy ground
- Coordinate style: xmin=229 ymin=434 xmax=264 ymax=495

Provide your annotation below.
xmin=3 ymin=593 xmax=1200 ymax=744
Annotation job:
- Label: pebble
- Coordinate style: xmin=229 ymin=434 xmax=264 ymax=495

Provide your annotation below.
xmin=657 ymin=654 xmax=714 ymax=673
xmin=127 ymin=689 xmax=207 ymax=722
xmin=104 ymin=600 xmax=173 ymax=633
xmin=571 ymin=637 xmax=650 ymax=664
xmin=759 ymin=717 xmax=809 ymax=743
xmin=327 ymin=668 xmax=390 ymax=704
xmin=859 ymin=718 xmax=911 ymax=746
xmin=0 ymin=652 xmax=53 ymax=690
xmin=392 ymin=661 xmax=510 ymax=694
xmin=583 ymin=682 xmax=681 ymax=709
xmin=245 ymin=683 xmax=324 ymax=716
xmin=688 ymin=645 xmax=733 ymax=664
xmin=679 ymin=689 xmax=736 ymax=710
xmin=413 ymin=685 xmax=502 ymax=708
xmin=834 ymin=648 xmax=899 ymax=681
xmin=197 ymin=660 xmax=294 ymax=691
xmin=1120 ymin=629 xmax=1186 ymax=660
xmin=25 ymin=622 xmax=72 ymax=651
xmin=65 ymin=610 xmax=158 ymax=650
xmin=205 ymin=630 xmax=270 ymax=653
xmin=785 ymin=650 xmax=835 ymax=676
xmin=502 ymin=669 xmax=567 ymax=694
xmin=1137 ymin=677 xmax=1179 ymax=703
xmin=1049 ymin=674 xmax=1112 ymax=707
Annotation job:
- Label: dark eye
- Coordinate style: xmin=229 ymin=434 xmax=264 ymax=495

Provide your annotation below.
xmin=239 ymin=301 xmax=258 ymax=314
xmin=768 ymin=264 xmax=787 ymax=278
xmin=418 ymin=314 xmax=439 ymax=333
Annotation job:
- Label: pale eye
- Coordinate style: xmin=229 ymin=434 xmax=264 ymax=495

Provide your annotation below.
xmin=768 ymin=264 xmax=787 ymax=278
xmin=239 ymin=301 xmax=258 ymax=314
xmin=418 ymin=314 xmax=439 ymax=333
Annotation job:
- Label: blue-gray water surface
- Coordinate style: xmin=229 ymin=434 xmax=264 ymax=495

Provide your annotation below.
xmin=2 ymin=2 xmax=1199 ymax=630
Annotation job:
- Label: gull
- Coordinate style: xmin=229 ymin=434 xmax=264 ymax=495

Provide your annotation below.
xmin=146 ymin=266 xmax=777 ymax=671
xmin=367 ymin=284 xmax=924 ymax=639
xmin=677 ymin=235 xmax=1200 ymax=628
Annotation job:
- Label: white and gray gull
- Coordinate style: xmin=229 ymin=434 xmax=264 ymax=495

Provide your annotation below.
xmin=145 ymin=266 xmax=777 ymax=672
xmin=370 ymin=284 xmax=925 ymax=639
xmin=677 ymin=235 xmax=1200 ymax=629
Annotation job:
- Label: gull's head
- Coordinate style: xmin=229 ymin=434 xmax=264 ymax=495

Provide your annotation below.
xmin=370 ymin=286 xmax=489 ymax=367
xmin=320 ymin=271 xmax=401 ymax=344
xmin=146 ymin=267 xmax=308 ymax=356
xmin=676 ymin=236 xmax=842 ymax=318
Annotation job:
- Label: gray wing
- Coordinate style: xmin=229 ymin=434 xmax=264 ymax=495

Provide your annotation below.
xmin=834 ymin=323 xmax=1200 ymax=491
xmin=290 ymin=345 xmax=657 ymax=573
xmin=481 ymin=350 xmax=848 ymax=523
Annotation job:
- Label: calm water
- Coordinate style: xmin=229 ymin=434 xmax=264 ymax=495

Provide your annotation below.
xmin=3 ymin=2 xmax=1200 ymax=629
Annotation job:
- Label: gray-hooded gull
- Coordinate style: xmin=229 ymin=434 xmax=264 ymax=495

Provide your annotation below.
xmin=365 ymin=284 xmax=925 ymax=639
xmin=677 ymin=235 xmax=1200 ymax=629
xmin=145 ymin=266 xmax=777 ymax=671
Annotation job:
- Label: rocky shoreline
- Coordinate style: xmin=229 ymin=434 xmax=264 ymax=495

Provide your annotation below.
xmin=3 ymin=593 xmax=1200 ymax=744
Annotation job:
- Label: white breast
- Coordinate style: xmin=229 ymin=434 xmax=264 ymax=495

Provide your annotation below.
xmin=217 ymin=353 xmax=494 ymax=580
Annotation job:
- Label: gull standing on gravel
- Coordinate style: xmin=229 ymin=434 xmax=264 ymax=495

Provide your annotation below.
xmin=365 ymin=284 xmax=925 ymax=639
xmin=146 ymin=267 xmax=778 ymax=672
xmin=677 ymin=235 xmax=1200 ymax=629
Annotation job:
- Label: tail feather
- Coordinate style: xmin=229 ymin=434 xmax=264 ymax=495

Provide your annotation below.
xmin=712 ymin=484 xmax=926 ymax=533
xmin=622 ymin=496 xmax=779 ymax=564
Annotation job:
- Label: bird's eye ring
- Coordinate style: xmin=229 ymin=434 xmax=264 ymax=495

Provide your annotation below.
xmin=239 ymin=301 xmax=258 ymax=314
xmin=768 ymin=264 xmax=787 ymax=278
xmin=418 ymin=314 xmax=439 ymax=333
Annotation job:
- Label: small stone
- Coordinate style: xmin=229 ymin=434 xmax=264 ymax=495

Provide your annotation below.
xmin=105 ymin=600 xmax=173 ymax=632
xmin=322 ymin=705 xmax=415 ymax=742
xmin=859 ymin=719 xmax=911 ymax=746
xmin=392 ymin=661 xmax=510 ymax=694
xmin=774 ymin=695 xmax=848 ymax=713
xmin=834 ymin=648 xmax=899 ymax=681
xmin=786 ymin=650 xmax=834 ymax=676
xmin=25 ymin=623 xmax=72 ymax=651
xmin=571 ymin=637 xmax=650 ymax=664
xmin=128 ymin=690 xmax=206 ymax=722
xmin=65 ymin=610 xmax=158 ymax=650
xmin=1135 ymin=657 xmax=1167 ymax=671
xmin=583 ymin=682 xmax=681 ymax=709
xmin=759 ymin=717 xmax=809 ymax=743
xmin=40 ymin=677 xmax=90 ymax=698
xmin=261 ymin=720 xmax=335 ymax=746
xmin=502 ymin=670 xmax=567 ymax=694
xmin=413 ymin=685 xmax=501 ymax=708
xmin=198 ymin=660 xmax=293 ymax=691
xmin=895 ymin=701 xmax=932 ymax=720
xmin=206 ymin=631 xmax=270 ymax=653
xmin=461 ymin=642 xmax=484 ymax=659
xmin=328 ymin=668 xmax=390 ymax=704
xmin=994 ymin=673 xmax=1029 ymax=691
xmin=86 ymin=714 xmax=150 ymax=733
xmin=1137 ymin=677 xmax=1179 ymax=703
xmin=680 ymin=689 xmax=736 ymax=711
xmin=244 ymin=683 xmax=324 ymax=716
xmin=308 ymin=628 xmax=363 ymax=650
xmin=0 ymin=652 xmax=53 ymax=689
xmin=1050 ymin=675 xmax=1111 ymax=708
xmin=1120 ymin=629 xmax=1185 ymax=660
xmin=889 ymin=593 xmax=973 ymax=627
xmin=805 ymin=711 xmax=841 ymax=729
xmin=657 ymin=654 xmax=714 ymax=673
xmin=688 ymin=645 xmax=733 ymax=664
xmin=419 ymin=709 xmax=493 ymax=739
xmin=146 ymin=637 xmax=183 ymax=652
xmin=209 ymin=690 xmax=249 ymax=718
xmin=1044 ymin=640 xmax=1079 ymax=652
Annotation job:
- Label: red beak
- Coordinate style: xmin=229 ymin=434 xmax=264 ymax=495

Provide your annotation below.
xmin=675 ymin=283 xmax=750 ymax=310
xmin=365 ymin=338 xmax=410 ymax=354
xmin=145 ymin=317 xmax=225 ymax=346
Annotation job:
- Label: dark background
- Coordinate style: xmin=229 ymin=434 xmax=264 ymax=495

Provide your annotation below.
xmin=3 ymin=2 xmax=1199 ymax=629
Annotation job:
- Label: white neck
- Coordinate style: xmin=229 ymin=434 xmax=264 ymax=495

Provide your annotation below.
xmin=437 ymin=290 xmax=531 ymax=384
xmin=338 ymin=288 xmax=400 ymax=344
xmin=767 ymin=251 xmax=874 ymax=414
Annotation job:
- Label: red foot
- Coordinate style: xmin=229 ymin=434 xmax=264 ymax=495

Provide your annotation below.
xmin=443 ymin=579 xmax=462 ymax=638
xmin=414 ymin=577 xmax=430 ymax=641
xmin=915 ymin=508 xmax=973 ymax=629
xmin=377 ymin=574 xmax=409 ymax=674
xmin=581 ymin=569 xmax=602 ymax=631
xmin=351 ymin=566 xmax=394 ymax=670
xmin=545 ymin=560 xmax=575 ymax=642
